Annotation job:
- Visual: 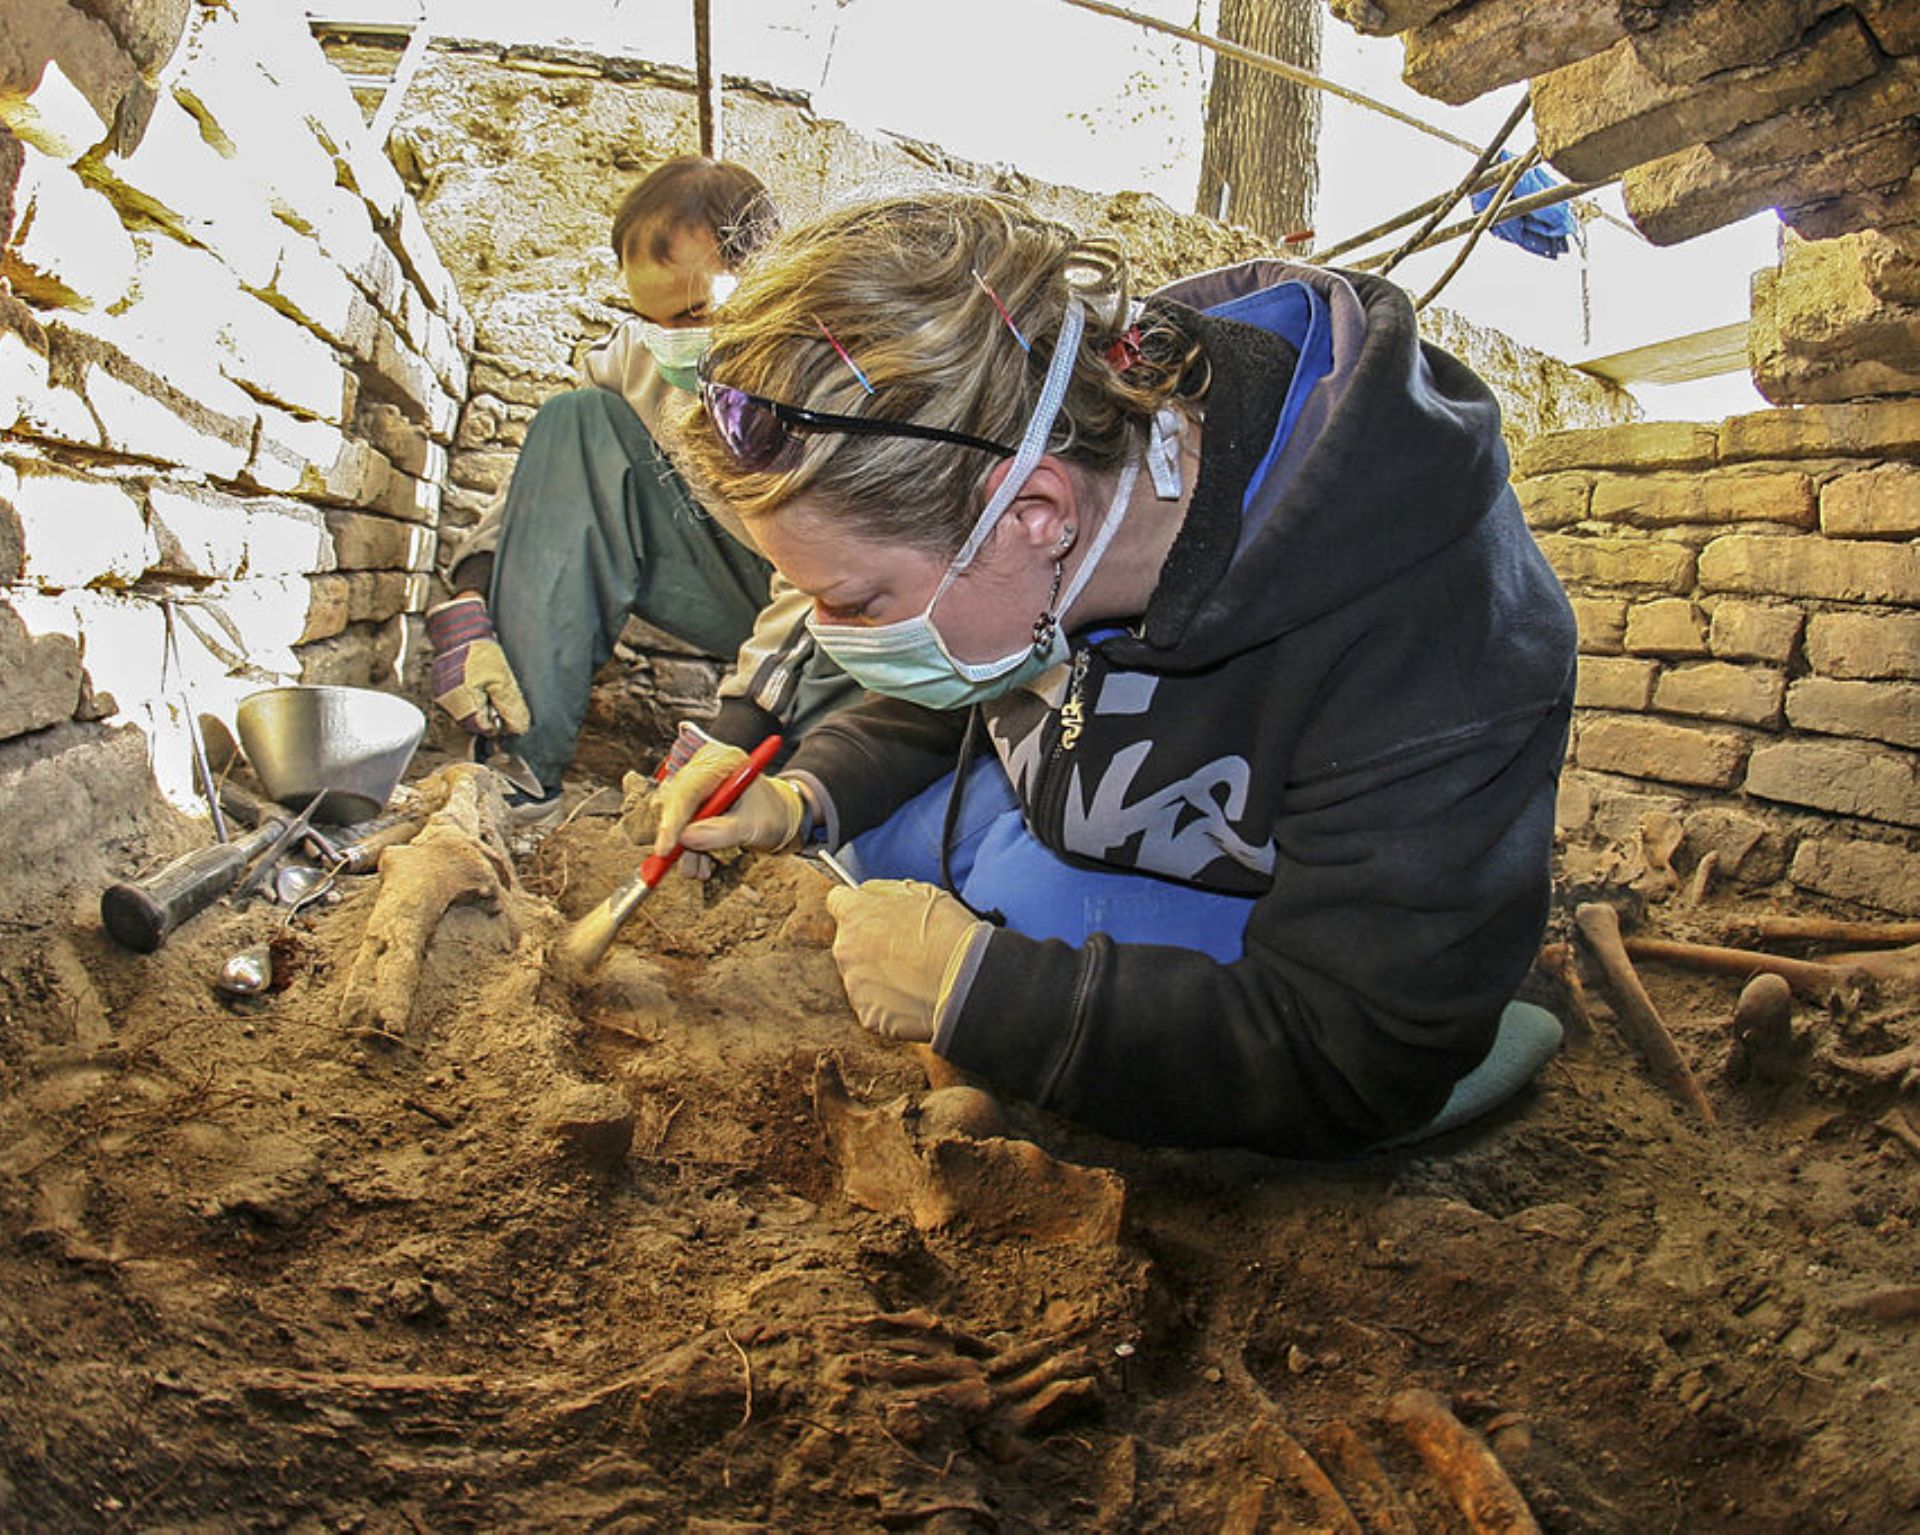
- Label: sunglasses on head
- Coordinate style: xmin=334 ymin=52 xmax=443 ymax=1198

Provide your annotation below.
xmin=698 ymin=356 xmax=1015 ymax=473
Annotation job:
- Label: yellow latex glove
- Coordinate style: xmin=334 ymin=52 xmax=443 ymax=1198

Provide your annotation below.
xmin=652 ymin=739 xmax=808 ymax=860
xmin=425 ymin=595 xmax=532 ymax=737
xmin=826 ymin=878 xmax=989 ymax=1042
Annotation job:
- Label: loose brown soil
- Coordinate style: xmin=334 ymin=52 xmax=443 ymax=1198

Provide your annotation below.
xmin=2 ymin=754 xmax=1917 ymax=1533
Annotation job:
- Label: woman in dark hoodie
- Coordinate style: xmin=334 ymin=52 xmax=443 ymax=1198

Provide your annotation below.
xmin=653 ymin=190 xmax=1577 ymax=1158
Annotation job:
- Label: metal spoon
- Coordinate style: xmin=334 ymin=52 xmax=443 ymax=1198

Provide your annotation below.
xmin=274 ymin=862 xmax=329 ymax=907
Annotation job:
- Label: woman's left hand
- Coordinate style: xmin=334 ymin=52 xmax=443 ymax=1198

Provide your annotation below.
xmin=826 ymin=879 xmax=987 ymax=1042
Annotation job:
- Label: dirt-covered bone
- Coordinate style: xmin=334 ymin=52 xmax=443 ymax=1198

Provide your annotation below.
xmin=338 ymin=764 xmax=519 ymax=1039
xmin=811 ymin=1054 xmax=1127 ymax=1245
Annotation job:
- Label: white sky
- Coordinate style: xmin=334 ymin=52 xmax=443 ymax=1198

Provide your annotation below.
xmin=331 ymin=0 xmax=1777 ymax=419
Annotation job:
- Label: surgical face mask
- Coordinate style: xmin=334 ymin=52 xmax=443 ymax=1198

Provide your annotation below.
xmin=802 ymin=298 xmax=1084 ymax=710
xmin=811 ymin=447 xmax=1142 ymax=711
xmin=634 ymin=318 xmax=712 ymax=390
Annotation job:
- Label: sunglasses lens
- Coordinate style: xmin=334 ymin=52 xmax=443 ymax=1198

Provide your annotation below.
xmin=702 ymin=382 xmax=792 ymax=471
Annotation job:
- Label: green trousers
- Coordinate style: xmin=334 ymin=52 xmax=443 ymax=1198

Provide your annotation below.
xmin=486 ymin=389 xmax=852 ymax=787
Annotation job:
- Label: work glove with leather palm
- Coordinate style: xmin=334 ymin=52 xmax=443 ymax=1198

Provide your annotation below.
xmin=652 ymin=739 xmax=809 ymax=860
xmin=826 ymin=878 xmax=990 ymax=1043
xmin=425 ymin=594 xmax=531 ymax=737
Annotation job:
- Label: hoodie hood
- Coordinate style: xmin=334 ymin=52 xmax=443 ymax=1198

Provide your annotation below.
xmin=1111 ymin=260 xmax=1514 ymax=672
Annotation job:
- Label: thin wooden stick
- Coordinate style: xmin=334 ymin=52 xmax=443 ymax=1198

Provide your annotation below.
xmin=1574 ymin=904 xmax=1716 ymax=1124
xmin=724 ymin=1328 xmax=753 ymax=1427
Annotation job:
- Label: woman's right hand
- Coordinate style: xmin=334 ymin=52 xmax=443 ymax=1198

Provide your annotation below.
xmin=652 ymin=740 xmax=809 ymax=859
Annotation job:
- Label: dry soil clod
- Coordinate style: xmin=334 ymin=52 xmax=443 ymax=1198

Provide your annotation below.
xmin=811 ymin=1054 xmax=1127 ymax=1245
xmin=1574 ymin=903 xmax=1716 ymax=1124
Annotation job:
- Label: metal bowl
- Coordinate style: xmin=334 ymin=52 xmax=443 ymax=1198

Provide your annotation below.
xmin=235 ymin=685 xmax=426 ymax=825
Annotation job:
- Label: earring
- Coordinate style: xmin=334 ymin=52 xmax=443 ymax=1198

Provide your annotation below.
xmin=1031 ymin=554 xmax=1067 ymax=650
xmin=1056 ymin=523 xmax=1077 ymax=554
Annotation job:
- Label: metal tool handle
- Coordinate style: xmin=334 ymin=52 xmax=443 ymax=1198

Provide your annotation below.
xmin=101 ymin=819 xmax=283 ymax=952
xmin=228 ymin=789 xmax=329 ymax=905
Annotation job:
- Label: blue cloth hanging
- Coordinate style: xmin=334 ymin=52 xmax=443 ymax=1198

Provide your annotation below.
xmin=1471 ymin=151 xmax=1574 ymax=259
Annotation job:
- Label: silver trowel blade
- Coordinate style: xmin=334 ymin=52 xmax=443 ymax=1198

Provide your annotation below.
xmin=485 ymin=750 xmax=545 ymax=797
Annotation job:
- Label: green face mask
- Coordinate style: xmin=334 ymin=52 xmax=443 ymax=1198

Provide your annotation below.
xmin=634 ymin=318 xmax=711 ymax=391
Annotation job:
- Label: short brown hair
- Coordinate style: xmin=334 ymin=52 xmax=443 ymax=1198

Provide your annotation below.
xmin=610 ymin=156 xmax=780 ymax=271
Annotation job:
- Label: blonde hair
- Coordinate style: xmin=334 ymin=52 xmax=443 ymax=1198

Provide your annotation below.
xmin=675 ymin=191 xmax=1205 ymax=555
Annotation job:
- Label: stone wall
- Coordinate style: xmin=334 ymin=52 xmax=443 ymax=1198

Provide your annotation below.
xmin=1753 ymin=224 xmax=1920 ymax=404
xmin=1336 ymin=0 xmax=1920 ymax=253
xmin=0 ymin=0 xmax=471 ymax=884
xmin=1516 ymin=404 xmax=1920 ymax=915
xmin=1342 ymin=0 xmax=1920 ymax=915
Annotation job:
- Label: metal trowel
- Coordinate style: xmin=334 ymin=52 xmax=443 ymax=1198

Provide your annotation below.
xmin=484 ymin=749 xmax=545 ymax=798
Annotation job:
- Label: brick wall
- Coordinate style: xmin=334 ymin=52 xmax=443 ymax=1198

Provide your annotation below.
xmin=1518 ymin=403 xmax=1920 ymax=915
xmin=0 ymin=0 xmax=470 ymax=836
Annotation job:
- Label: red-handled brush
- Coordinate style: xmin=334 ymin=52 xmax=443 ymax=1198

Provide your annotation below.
xmin=556 ymin=734 xmax=783 ymax=976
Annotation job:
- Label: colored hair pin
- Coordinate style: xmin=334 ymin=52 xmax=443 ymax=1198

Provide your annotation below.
xmin=814 ymin=314 xmax=875 ymax=395
xmin=1104 ymin=325 xmax=1143 ymax=371
xmin=970 ymin=268 xmax=1031 ymax=353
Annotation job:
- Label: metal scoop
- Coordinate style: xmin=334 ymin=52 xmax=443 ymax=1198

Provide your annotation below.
xmin=274 ymin=863 xmax=331 ymax=909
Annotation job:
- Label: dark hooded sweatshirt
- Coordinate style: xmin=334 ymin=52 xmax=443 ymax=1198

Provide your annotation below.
xmin=785 ymin=259 xmax=1577 ymax=1158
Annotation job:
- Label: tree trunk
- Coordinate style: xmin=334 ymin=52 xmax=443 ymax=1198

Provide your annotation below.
xmin=1196 ymin=0 xmax=1322 ymax=244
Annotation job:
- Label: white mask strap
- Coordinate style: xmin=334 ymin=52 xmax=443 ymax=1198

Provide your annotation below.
xmin=1052 ymin=450 xmax=1140 ymax=623
xmin=948 ymin=299 xmax=1088 ymax=577
xmin=1147 ymin=407 xmax=1183 ymax=500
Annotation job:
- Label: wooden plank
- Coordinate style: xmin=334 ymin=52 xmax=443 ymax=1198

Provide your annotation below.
xmin=1574 ymin=320 xmax=1750 ymax=385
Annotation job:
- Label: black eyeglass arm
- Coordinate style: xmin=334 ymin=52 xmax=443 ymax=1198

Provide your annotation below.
xmin=774 ymin=402 xmax=1011 ymax=458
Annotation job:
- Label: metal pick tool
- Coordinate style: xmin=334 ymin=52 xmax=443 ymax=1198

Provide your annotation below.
xmin=810 ymin=848 xmax=859 ymax=888
xmin=229 ymin=789 xmax=328 ymax=906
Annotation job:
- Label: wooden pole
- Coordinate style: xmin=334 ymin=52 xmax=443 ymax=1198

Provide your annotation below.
xmin=693 ymin=0 xmax=721 ymax=158
xmin=1057 ymin=0 xmax=1483 ymax=153
xmin=369 ymin=5 xmax=436 ymax=148
xmin=1349 ymin=178 xmax=1606 ymax=272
